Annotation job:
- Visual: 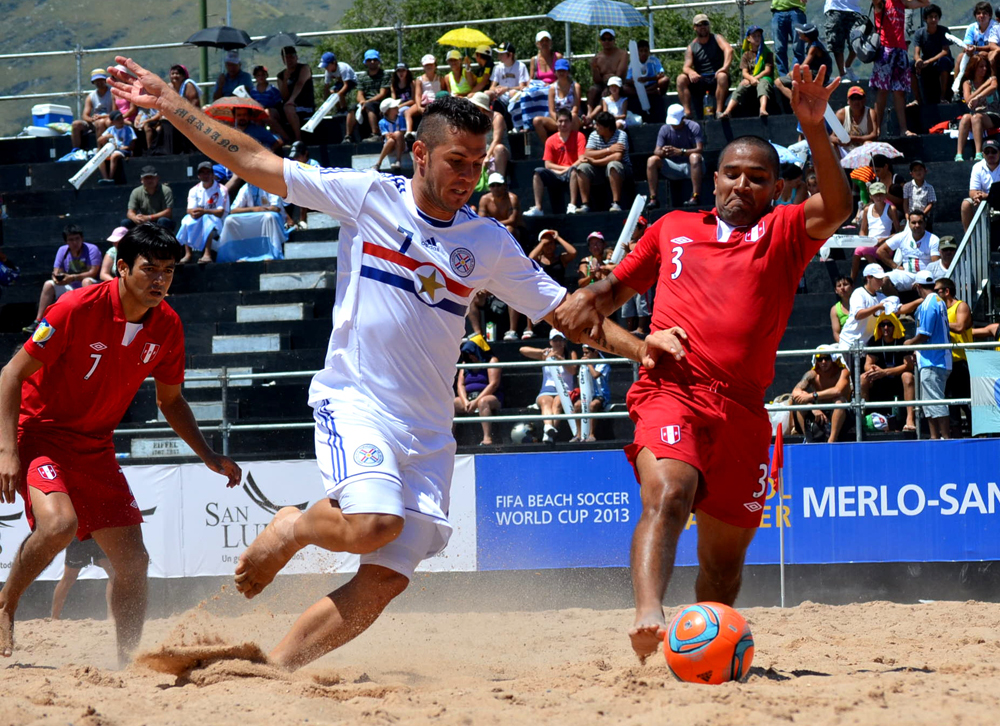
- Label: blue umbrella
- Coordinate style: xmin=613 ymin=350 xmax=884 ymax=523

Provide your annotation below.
xmin=547 ymin=0 xmax=647 ymax=27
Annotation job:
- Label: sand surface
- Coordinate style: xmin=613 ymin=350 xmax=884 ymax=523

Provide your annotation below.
xmin=2 ymin=595 xmax=999 ymax=725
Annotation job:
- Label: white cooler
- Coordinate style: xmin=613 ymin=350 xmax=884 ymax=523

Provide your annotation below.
xmin=31 ymin=103 xmax=73 ymax=126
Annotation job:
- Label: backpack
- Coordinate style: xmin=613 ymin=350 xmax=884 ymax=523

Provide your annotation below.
xmin=850 ymin=7 xmax=882 ymax=64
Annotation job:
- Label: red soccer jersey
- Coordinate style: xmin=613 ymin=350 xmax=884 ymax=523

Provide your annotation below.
xmin=20 ymin=279 xmax=185 ymax=446
xmin=543 ymin=131 xmax=586 ymax=167
xmin=614 ymin=204 xmax=823 ymax=403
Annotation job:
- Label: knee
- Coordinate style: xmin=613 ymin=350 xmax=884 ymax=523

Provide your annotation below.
xmin=642 ymin=479 xmax=697 ymax=525
xmin=646 ymin=156 xmax=659 ymax=170
xmin=676 ymin=75 xmax=690 ymax=90
xmin=347 ymin=514 xmax=405 ymax=554
xmin=40 ymin=514 xmax=78 ymax=547
xmin=362 ymin=565 xmax=410 ymax=603
xmin=690 ymin=152 xmax=703 ymax=166
xmin=902 ymin=371 xmax=915 ymax=385
xmin=42 ymin=279 xmax=55 ymax=292
xmin=114 ymin=546 xmax=150 ymax=578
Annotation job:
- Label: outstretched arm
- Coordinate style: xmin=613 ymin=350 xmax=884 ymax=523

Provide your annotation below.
xmin=0 ymin=349 xmax=43 ymax=503
xmin=156 ymin=381 xmax=241 ymax=488
xmin=107 ymin=57 xmax=286 ymax=198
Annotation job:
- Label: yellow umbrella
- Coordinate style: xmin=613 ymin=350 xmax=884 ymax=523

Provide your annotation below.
xmin=436 ymin=28 xmax=495 ymax=49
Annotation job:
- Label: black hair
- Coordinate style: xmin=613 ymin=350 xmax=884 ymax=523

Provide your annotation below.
xmin=974 ymin=1 xmax=992 ymax=16
xmin=594 ymin=110 xmax=616 ymax=130
xmin=719 ymin=135 xmax=781 ymax=177
xmin=936 ymin=277 xmax=956 ymax=295
xmin=907 ymin=209 xmax=926 ymax=219
xmin=169 ymin=64 xmax=189 ymax=79
xmin=417 ymin=96 xmax=492 ymax=148
xmin=62 ymin=223 xmax=84 ymax=241
xmin=252 ymin=65 xmax=267 ymax=75
xmin=555 ymin=107 xmax=573 ymax=120
xmin=637 ymin=39 xmax=650 ymax=49
xmin=281 ymin=46 xmax=298 ymax=57
xmin=926 ymin=3 xmax=942 ymax=17
xmin=872 ymin=153 xmax=891 ymax=169
xmin=109 ymin=109 xmax=123 ymax=121
xmin=780 ymin=163 xmax=803 ymax=181
xmin=834 ymin=275 xmax=853 ymax=303
xmin=117 ymin=223 xmax=184 ymax=270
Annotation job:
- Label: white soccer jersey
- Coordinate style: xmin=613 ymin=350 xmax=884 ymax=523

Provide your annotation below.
xmin=186 ymin=181 xmax=230 ymax=214
xmin=282 ymin=159 xmax=566 ymax=433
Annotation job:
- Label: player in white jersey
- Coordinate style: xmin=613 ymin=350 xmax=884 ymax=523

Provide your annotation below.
xmin=109 ymin=57 xmax=688 ymax=670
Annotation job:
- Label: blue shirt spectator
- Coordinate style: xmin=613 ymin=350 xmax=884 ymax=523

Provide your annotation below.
xmin=626 ymin=55 xmax=664 ymax=90
xmin=916 ymin=291 xmax=951 ymax=370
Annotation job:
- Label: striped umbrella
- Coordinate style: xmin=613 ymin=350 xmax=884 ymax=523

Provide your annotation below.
xmin=547 ymin=0 xmax=647 ymax=27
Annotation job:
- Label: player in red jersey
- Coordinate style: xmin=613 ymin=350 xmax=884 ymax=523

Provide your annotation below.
xmin=567 ymin=66 xmax=853 ymax=660
xmin=0 ymin=224 xmax=241 ymax=664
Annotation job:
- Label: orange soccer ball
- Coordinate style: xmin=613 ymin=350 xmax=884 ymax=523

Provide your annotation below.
xmin=664 ymin=602 xmax=754 ymax=684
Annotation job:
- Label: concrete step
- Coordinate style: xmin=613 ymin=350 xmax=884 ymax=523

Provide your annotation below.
xmin=185 ymin=367 xmax=253 ymax=388
xmin=157 ymin=400 xmax=224 ymax=422
xmin=284 ymin=241 xmax=338 ymax=260
xmin=236 ymin=302 xmax=310 ymax=323
xmin=259 ymin=270 xmax=334 ymax=291
xmin=211 ymin=333 xmax=286 ymax=354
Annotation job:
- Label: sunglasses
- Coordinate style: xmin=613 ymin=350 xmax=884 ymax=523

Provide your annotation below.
xmin=815 ymin=356 xmax=832 ymax=361
xmin=879 ymin=322 xmax=894 ymax=328
xmin=985 ymin=148 xmax=999 ymax=155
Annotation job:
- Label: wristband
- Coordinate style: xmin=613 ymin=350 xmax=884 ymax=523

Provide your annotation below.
xmin=813 ymin=392 xmax=818 ymax=403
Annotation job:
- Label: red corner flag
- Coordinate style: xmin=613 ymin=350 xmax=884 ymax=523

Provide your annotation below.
xmin=769 ymin=423 xmax=784 ymax=492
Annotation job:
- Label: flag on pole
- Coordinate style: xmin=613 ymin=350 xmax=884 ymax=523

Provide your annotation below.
xmin=769 ymin=422 xmax=784 ymax=492
xmin=968 ymin=350 xmax=1000 ymax=436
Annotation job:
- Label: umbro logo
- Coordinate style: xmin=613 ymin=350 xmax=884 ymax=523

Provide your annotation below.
xmin=90 ymin=342 xmax=107 ymax=351
xmin=744 ymin=501 xmax=763 ymax=512
xmin=670 ymin=236 xmax=693 ymax=245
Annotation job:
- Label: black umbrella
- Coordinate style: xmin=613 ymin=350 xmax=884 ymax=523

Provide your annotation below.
xmin=245 ymin=31 xmax=315 ymax=53
xmin=185 ymin=26 xmax=253 ymax=50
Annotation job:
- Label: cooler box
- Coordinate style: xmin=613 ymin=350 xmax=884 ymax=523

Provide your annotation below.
xmin=31 ymin=104 xmax=73 ymax=126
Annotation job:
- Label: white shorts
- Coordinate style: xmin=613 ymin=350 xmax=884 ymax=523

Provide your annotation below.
xmin=313 ymin=397 xmax=455 ymax=578
xmin=886 ymin=269 xmax=917 ymax=292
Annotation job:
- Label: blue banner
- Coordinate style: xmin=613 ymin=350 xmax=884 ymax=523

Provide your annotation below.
xmin=474 ymin=440 xmax=1000 ymax=570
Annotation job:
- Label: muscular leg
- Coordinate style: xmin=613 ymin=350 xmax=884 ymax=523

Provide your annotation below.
xmin=234 ymin=502 xmax=404 ymax=599
xmin=477 ymin=394 xmax=499 ymax=445
xmin=98 ymin=558 xmax=116 ymax=620
xmin=693 ymin=509 xmax=757 ymax=605
xmin=646 ymin=156 xmax=662 ymax=203
xmin=50 ymin=564 xmax=82 ymax=620
xmin=91 ymin=524 xmax=149 ymax=665
xmin=828 ymin=397 xmax=849 ymax=443
xmin=0 ymin=489 xmax=78 ymax=657
xmin=269 ymin=564 xmax=409 ymax=671
xmin=629 ymin=450 xmax=699 ymax=661
xmin=492 ymin=145 xmax=509 ymax=177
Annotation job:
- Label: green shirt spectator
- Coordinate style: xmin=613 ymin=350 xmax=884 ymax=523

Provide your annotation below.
xmin=357 ymin=68 xmax=389 ymax=100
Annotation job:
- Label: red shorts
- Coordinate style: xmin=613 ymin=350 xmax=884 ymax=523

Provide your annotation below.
xmin=17 ymin=436 xmax=143 ymax=540
xmin=625 ymin=380 xmax=772 ymax=529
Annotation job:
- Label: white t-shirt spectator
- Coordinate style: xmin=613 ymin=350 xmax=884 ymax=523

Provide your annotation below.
xmin=232 ymin=183 xmax=283 ymax=211
xmin=969 ymin=159 xmax=1000 ymax=193
xmin=902 ymin=180 xmax=936 ymax=213
xmin=106 ymin=124 xmax=136 ymax=150
xmin=963 ymin=20 xmax=1000 ymax=46
xmin=885 ymin=229 xmax=939 ymax=272
xmin=324 ymin=62 xmax=357 ymax=88
xmin=490 ymin=61 xmax=530 ymax=88
xmin=839 ymin=286 xmax=886 ymax=347
xmin=187 ymin=181 xmax=230 ymax=215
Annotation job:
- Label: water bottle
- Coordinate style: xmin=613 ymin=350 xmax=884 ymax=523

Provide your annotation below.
xmin=702 ymin=92 xmax=714 ymax=118
xmin=892 ymin=396 xmax=901 ymax=422
xmin=485 ymin=322 xmax=496 ymax=342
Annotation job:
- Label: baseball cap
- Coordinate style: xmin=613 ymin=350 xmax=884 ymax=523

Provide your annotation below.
xmin=536 ymin=30 xmax=552 ymax=42
xmin=318 ymin=51 xmax=336 ymax=68
xmin=421 ymin=53 xmax=437 ymax=66
xmin=868 ymin=181 xmax=887 ymax=195
xmin=487 ymin=172 xmax=506 ymax=186
xmin=599 ymin=28 xmax=616 ymax=38
xmin=252 ymin=65 xmax=268 ymax=75
xmin=107 ymin=226 xmax=129 ymax=243
xmin=847 ymin=85 xmax=866 ymax=98
xmin=607 ymin=75 xmax=622 ymax=87
xmin=984 ymin=138 xmax=1000 ymax=151
xmin=666 ymin=103 xmax=685 ymax=125
xmin=794 ymin=22 xmax=819 ymax=38
xmin=495 ymin=42 xmax=514 ymax=55
xmin=587 ymin=231 xmax=605 ymax=241
xmin=909 ymin=159 xmax=926 ymax=170
xmin=863 ymin=263 xmax=886 ymax=279
xmin=470 ymin=92 xmax=491 ymax=111
xmin=914 ymin=270 xmax=935 ymax=286
xmin=475 ymin=45 xmax=492 ymax=57
xmin=140 ymin=165 xmax=158 ymax=177
xmin=635 ymin=215 xmax=648 ymax=227
xmin=379 ymin=97 xmax=401 ymax=114
xmin=90 ymin=68 xmax=107 ymax=82
xmin=554 ymin=58 xmax=570 ymax=72
xmin=109 ymin=109 xmax=123 ymax=121
xmin=692 ymin=13 xmax=710 ymax=25
xmin=197 ymin=160 xmax=213 ymax=172
xmin=745 ymin=24 xmax=763 ymax=37
xmin=939 ymin=236 xmax=957 ymax=250
xmin=364 ymin=49 xmax=381 ymax=62
xmin=549 ymin=329 xmax=566 ymax=340
xmin=446 ymin=49 xmax=462 ymax=61
xmin=224 ymin=50 xmax=241 ymax=65
xmin=395 ymin=62 xmax=408 ymax=71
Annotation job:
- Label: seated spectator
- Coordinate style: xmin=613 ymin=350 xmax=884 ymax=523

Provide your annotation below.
xmin=170 ymin=64 xmax=201 ymax=106
xmin=249 ymin=65 xmax=284 ymax=113
xmin=390 ymin=63 xmax=419 ymax=137
xmin=213 ymin=51 xmax=252 ymax=101
xmin=677 ymin=15 xmax=734 ymax=118
xmin=530 ymin=229 xmax=577 ymax=287
xmin=913 ymin=5 xmax=955 ymax=105
xmin=775 ymin=23 xmax=833 ymax=100
xmin=791 ymin=345 xmax=852 ymax=443
xmin=520 ymin=330 xmax=579 ymax=443
xmin=443 ymin=49 xmax=476 ymax=97
xmin=154 ymin=64 xmax=201 ymax=155
xmin=23 ymin=224 xmax=101 ymax=334
xmin=577 ymin=231 xmax=615 ymax=287
xmin=833 ymin=86 xmax=879 ymax=151
xmin=71 ymin=69 xmax=114 ymax=150
xmin=830 ymin=275 xmax=854 ymax=343
xmin=414 ymin=55 xmax=443 ymax=136
xmin=861 ymin=313 xmax=916 ymax=432
xmin=233 ymin=106 xmax=281 ymax=152
xmin=176 ymin=161 xmax=230 ymax=265
xmin=602 ymin=76 xmax=641 ymax=128
xmin=903 ymin=270 xmax=952 ymax=439
xmin=454 ymin=340 xmax=503 ymax=445
xmin=569 ymin=111 xmax=630 ymax=213
xmin=620 ymin=216 xmax=653 ymax=336
xmin=316 ymin=52 xmax=357 ymax=111
xmin=824 ymin=0 xmax=862 ymax=81
xmin=489 ymin=41 xmax=530 ymax=123
xmin=345 ymin=49 xmax=389 ymax=142
xmin=878 ymin=211 xmax=939 ymax=283
xmin=775 ymin=163 xmax=808 ymax=205
xmin=469 ymin=92 xmax=510 ymax=177
xmin=217 ymin=182 xmax=288 ymax=262
xmin=471 ymin=46 xmax=495 ymax=94
xmin=124 ymin=165 xmax=174 ymax=231
xmin=275 ymin=46 xmax=315 ymax=143
xmin=99 ymin=226 xmax=127 ymax=281
xmin=526 ymin=108 xmax=585 ymax=216
xmin=955 ymin=55 xmax=1000 ymax=162
xmin=838 ymin=263 xmax=888 ymax=351
xmin=532 ymin=59 xmax=581 ymax=144
xmin=96 ymin=110 xmax=135 ymax=185
xmin=573 ymin=344 xmax=612 ymax=442
xmin=479 ymin=173 xmax=524 ymax=239
xmin=961 ymin=137 xmax=1000 ymax=229
xmin=530 ymin=30 xmax=563 ymax=84
xmin=927 ymin=235 xmax=956 ymax=279
xmin=902 ymin=159 xmax=936 ymax=228
xmin=134 ymin=104 xmax=163 ymax=152
xmin=588 ymin=29 xmax=628 ymax=117
xmin=935 ymin=276 xmax=972 ymax=434
xmin=805 ymin=167 xmax=819 ymax=196
xmin=373 ymin=98 xmax=405 ymax=172
xmin=647 ymin=104 xmax=704 ymax=208
xmin=286 ymin=142 xmax=319 ymax=230
xmin=720 ymin=25 xmax=775 ymax=119
xmin=856 ymin=181 xmax=900 ymax=281
xmin=954 ymin=2 xmax=1000 ymax=85
xmin=624 ymin=39 xmax=671 ymax=121
xmin=872 ymin=153 xmax=905 ymax=208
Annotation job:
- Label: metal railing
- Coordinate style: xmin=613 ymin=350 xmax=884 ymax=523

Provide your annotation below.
xmin=114 ymin=339 xmax=998 ymax=457
xmin=949 ymin=200 xmax=993 ymax=319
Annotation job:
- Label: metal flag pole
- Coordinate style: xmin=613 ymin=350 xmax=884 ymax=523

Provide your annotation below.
xmin=778 ymin=467 xmax=786 ymax=608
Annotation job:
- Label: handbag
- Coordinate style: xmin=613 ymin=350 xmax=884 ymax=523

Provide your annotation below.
xmin=850 ymin=5 xmax=883 ymax=64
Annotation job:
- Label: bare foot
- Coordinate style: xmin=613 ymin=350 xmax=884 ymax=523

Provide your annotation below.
xmin=0 ymin=606 xmax=13 ymax=657
xmin=234 ymin=507 xmax=304 ymax=599
xmin=177 ymin=255 xmax=192 ymax=265
xmin=629 ymin=611 xmax=667 ymax=663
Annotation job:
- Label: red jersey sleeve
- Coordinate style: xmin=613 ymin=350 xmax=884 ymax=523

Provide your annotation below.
xmin=777 ymin=203 xmax=826 ymax=274
xmin=151 ymin=315 xmax=186 ymax=385
xmin=612 ymin=219 xmax=663 ymax=295
xmin=22 ymin=295 xmax=74 ymax=366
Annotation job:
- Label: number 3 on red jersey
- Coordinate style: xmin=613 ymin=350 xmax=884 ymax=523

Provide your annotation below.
xmin=670 ymin=246 xmax=683 ymax=280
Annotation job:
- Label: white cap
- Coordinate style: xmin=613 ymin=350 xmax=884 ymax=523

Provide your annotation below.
xmin=379 ymin=97 xmax=401 ymax=114
xmin=914 ymin=270 xmax=935 ymax=286
xmin=224 ymin=50 xmax=241 ymax=65
xmin=599 ymin=28 xmax=616 ymax=38
xmin=421 ymin=53 xmax=437 ymax=66
xmin=537 ymin=229 xmax=556 ymax=241
xmin=549 ymin=329 xmax=566 ymax=340
xmin=666 ymin=104 xmax=685 ymax=125
xmin=487 ymin=172 xmax=506 ymax=186
xmin=607 ymin=75 xmax=622 ymax=87
xmin=470 ymin=92 xmax=491 ymax=111
xmin=863 ymin=263 xmax=886 ymax=279
xmin=536 ymin=30 xmax=552 ymax=42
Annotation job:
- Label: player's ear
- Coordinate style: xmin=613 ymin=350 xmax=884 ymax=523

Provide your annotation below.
xmin=772 ymin=178 xmax=785 ymax=201
xmin=116 ymin=258 xmax=130 ymax=278
xmin=412 ymin=139 xmax=428 ymax=169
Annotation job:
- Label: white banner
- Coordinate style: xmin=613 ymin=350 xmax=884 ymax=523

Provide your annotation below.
xmin=0 ymin=456 xmax=478 ymax=582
